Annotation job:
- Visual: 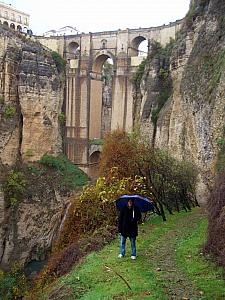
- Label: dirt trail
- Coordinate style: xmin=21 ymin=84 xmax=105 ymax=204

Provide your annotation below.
xmin=145 ymin=210 xmax=206 ymax=299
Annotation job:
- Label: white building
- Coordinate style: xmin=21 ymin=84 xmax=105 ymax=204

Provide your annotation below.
xmin=0 ymin=1 xmax=30 ymax=33
xmin=43 ymin=26 xmax=79 ymax=37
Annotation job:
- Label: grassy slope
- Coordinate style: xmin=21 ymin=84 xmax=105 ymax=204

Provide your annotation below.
xmin=44 ymin=208 xmax=225 ymax=300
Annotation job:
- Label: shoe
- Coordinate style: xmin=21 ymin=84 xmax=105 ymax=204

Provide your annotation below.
xmin=118 ymin=254 xmax=123 ymax=258
xmin=131 ymin=256 xmax=136 ymax=260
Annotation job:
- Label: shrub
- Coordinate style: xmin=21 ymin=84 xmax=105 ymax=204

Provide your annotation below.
xmin=204 ymin=170 xmax=225 ymax=270
xmin=0 ymin=263 xmax=29 ymax=299
xmin=137 ymin=146 xmax=199 ymax=220
xmin=51 ymin=51 xmax=66 ymax=73
xmin=3 ymin=104 xmax=16 ymax=119
xmin=99 ymin=129 xmax=140 ymax=179
xmin=39 ymin=154 xmax=88 ymax=189
xmin=4 ymin=170 xmax=26 ymax=207
xmin=58 ymin=112 xmax=66 ymax=125
xmin=131 ymin=58 xmax=147 ymax=88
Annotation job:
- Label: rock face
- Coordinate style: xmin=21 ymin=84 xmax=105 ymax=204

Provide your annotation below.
xmin=0 ymin=27 xmax=67 ymax=269
xmin=0 ymin=28 xmax=63 ymax=166
xmin=136 ymin=0 xmax=225 ymax=202
xmin=0 ymin=173 xmax=69 ymax=269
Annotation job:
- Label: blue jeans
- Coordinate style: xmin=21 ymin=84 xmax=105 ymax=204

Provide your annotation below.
xmin=120 ymin=235 xmax=136 ymax=257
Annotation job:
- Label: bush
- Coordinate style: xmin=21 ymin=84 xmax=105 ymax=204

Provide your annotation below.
xmin=0 ymin=263 xmax=28 ymax=299
xmin=3 ymin=104 xmax=16 ymax=119
xmin=138 ymin=146 xmax=199 ymax=220
xmin=58 ymin=112 xmax=66 ymax=125
xmin=99 ymin=129 xmax=141 ymax=179
xmin=131 ymin=58 xmax=147 ymax=88
xmin=51 ymin=51 xmax=66 ymax=73
xmin=204 ymin=170 xmax=225 ymax=270
xmin=4 ymin=170 xmax=26 ymax=207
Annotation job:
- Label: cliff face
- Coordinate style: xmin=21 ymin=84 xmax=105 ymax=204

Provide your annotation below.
xmin=0 ymin=29 xmax=63 ymax=165
xmin=0 ymin=27 xmax=67 ymax=269
xmin=136 ymin=0 xmax=225 ymax=201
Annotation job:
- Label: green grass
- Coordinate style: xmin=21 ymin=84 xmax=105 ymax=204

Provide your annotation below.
xmin=176 ymin=219 xmax=225 ymax=300
xmin=44 ymin=209 xmax=225 ymax=299
xmin=39 ymin=154 xmax=89 ymax=189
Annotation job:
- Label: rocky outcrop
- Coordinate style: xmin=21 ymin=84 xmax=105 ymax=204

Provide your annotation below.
xmin=0 ymin=27 xmax=63 ymax=166
xmin=0 ymin=167 xmax=71 ymax=269
xmin=136 ymin=0 xmax=225 ymax=201
xmin=0 ymin=27 xmax=67 ymax=269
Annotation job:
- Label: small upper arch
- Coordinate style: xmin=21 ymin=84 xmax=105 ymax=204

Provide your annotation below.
xmin=67 ymin=41 xmax=80 ymax=58
xmin=130 ymin=35 xmax=148 ymax=57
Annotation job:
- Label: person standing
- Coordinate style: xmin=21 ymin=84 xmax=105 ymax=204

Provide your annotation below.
xmin=118 ymin=199 xmax=141 ymax=259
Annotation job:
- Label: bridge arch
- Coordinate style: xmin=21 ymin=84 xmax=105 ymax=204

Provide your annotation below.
xmin=67 ymin=41 xmax=80 ymax=59
xmin=90 ymin=52 xmax=115 ymax=139
xmin=90 ymin=150 xmax=101 ymax=163
xmin=130 ymin=35 xmax=148 ymax=57
xmin=89 ymin=150 xmax=101 ymax=178
xmin=92 ymin=51 xmax=115 ymax=72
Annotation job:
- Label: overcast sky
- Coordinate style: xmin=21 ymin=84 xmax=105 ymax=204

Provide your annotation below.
xmin=7 ymin=0 xmax=190 ymax=35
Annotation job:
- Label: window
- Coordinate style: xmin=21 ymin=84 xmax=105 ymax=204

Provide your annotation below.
xmin=11 ymin=13 xmax=15 ymax=21
xmin=5 ymin=11 xmax=8 ymax=18
xmin=25 ymin=17 xmax=28 ymax=25
xmin=18 ymin=15 xmax=21 ymax=23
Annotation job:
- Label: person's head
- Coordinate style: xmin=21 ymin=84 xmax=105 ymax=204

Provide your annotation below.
xmin=127 ymin=199 xmax=133 ymax=208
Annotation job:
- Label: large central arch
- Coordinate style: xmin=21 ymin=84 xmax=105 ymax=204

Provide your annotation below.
xmin=90 ymin=52 xmax=115 ymax=139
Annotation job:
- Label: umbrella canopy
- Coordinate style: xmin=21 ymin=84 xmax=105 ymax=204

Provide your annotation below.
xmin=116 ymin=194 xmax=154 ymax=212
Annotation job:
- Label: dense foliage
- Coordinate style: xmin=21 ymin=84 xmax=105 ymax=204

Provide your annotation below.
xmin=100 ymin=130 xmax=199 ymax=220
xmin=0 ymin=264 xmax=28 ymax=300
xmin=204 ymin=170 xmax=225 ymax=270
xmin=4 ymin=170 xmax=26 ymax=207
xmin=137 ymin=145 xmax=199 ymax=220
xmin=99 ymin=130 xmax=140 ymax=179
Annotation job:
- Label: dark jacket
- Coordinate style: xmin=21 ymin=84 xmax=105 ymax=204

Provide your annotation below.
xmin=118 ymin=205 xmax=141 ymax=238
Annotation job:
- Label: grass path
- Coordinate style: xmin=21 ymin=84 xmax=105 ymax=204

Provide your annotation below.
xmin=46 ymin=208 xmax=225 ymax=300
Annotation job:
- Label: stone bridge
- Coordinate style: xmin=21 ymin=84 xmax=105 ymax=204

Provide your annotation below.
xmin=37 ymin=20 xmax=182 ymax=175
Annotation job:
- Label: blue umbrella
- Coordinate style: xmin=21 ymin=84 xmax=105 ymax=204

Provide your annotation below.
xmin=116 ymin=194 xmax=154 ymax=212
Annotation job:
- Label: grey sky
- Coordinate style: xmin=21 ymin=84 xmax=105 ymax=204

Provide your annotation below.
xmin=7 ymin=0 xmax=190 ymax=35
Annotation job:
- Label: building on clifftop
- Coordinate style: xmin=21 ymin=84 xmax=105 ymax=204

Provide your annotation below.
xmin=0 ymin=1 xmax=30 ymax=33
